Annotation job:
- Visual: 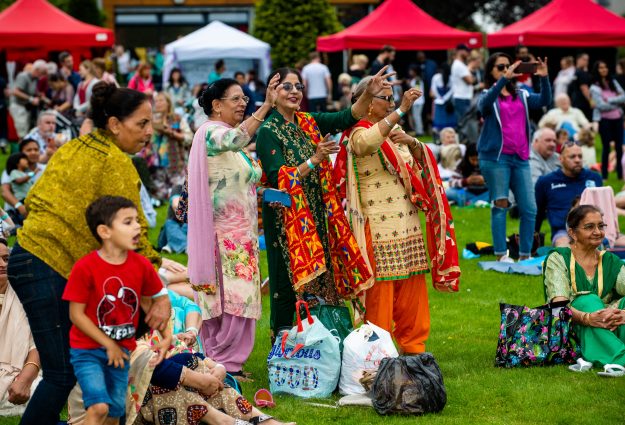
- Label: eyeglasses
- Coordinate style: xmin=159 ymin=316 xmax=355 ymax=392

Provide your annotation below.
xmin=281 ymin=82 xmax=305 ymax=92
xmin=220 ymin=95 xmax=250 ymax=104
xmin=579 ymin=223 xmax=608 ymax=231
xmin=373 ymin=95 xmax=394 ymax=103
xmin=563 ymin=140 xmax=582 ymax=147
xmin=495 ymin=64 xmax=510 ymax=71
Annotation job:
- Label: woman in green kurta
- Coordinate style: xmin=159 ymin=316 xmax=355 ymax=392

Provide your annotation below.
xmin=256 ymin=66 xmax=392 ymax=336
xmin=543 ymin=205 xmax=625 ymax=368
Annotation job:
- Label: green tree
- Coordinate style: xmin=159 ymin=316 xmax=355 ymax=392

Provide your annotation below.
xmin=66 ymin=0 xmax=103 ymax=26
xmin=478 ymin=0 xmax=550 ymax=26
xmin=254 ymin=0 xmax=342 ymax=69
xmin=0 ymin=0 xmax=68 ymax=13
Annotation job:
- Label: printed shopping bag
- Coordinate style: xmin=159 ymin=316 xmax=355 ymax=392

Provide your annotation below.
xmin=267 ymin=300 xmax=341 ymax=398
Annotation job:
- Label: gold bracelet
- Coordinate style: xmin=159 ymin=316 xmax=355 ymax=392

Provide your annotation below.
xmin=23 ymin=361 xmax=40 ymax=372
xmin=251 ymin=112 xmax=264 ymax=123
xmin=383 ymin=117 xmax=393 ymax=128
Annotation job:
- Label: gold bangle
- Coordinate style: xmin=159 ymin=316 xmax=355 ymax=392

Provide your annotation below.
xmin=23 ymin=361 xmax=40 ymax=372
xmin=251 ymin=112 xmax=264 ymax=123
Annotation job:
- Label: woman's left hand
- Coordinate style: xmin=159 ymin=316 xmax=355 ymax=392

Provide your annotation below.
xmin=388 ymin=130 xmax=415 ymax=146
xmin=8 ymin=376 xmax=31 ymax=405
xmin=366 ymin=66 xmax=395 ymax=95
xmin=264 ymin=74 xmax=280 ymax=107
xmin=210 ymin=364 xmax=227 ymax=382
xmin=535 ymin=57 xmax=549 ymax=77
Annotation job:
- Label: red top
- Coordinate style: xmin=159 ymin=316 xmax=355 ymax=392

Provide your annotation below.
xmin=62 ymin=250 xmax=164 ymax=350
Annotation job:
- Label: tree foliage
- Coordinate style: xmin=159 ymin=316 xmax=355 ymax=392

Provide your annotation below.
xmin=478 ymin=0 xmax=550 ymax=27
xmin=253 ymin=0 xmax=342 ymax=69
xmin=417 ymin=0 xmax=483 ymax=29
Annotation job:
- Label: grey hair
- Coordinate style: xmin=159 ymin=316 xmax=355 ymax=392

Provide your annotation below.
xmin=351 ymin=76 xmax=374 ymax=104
xmin=532 ymin=127 xmax=555 ymax=144
xmin=38 ymin=109 xmax=56 ymax=123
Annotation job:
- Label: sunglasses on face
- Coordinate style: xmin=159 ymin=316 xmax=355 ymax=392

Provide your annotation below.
xmin=373 ymin=95 xmax=394 ymax=103
xmin=495 ymin=64 xmax=510 ymax=71
xmin=220 ymin=95 xmax=250 ymax=104
xmin=281 ymin=82 xmax=305 ymax=92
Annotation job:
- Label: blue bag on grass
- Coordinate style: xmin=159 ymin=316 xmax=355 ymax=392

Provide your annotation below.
xmin=267 ymin=300 xmax=341 ymax=398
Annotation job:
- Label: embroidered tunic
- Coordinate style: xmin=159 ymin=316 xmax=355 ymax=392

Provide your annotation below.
xmin=349 ymin=126 xmax=429 ymax=281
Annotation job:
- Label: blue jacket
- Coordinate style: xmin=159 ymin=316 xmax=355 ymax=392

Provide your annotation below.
xmin=477 ymin=76 xmax=552 ymax=161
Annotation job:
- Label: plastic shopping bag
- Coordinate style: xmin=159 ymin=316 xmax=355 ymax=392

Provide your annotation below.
xmin=267 ymin=300 xmax=341 ymax=398
xmin=339 ymin=322 xmax=398 ymax=395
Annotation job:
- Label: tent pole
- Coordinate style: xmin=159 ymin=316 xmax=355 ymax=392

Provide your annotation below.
xmin=343 ymin=49 xmax=349 ymax=73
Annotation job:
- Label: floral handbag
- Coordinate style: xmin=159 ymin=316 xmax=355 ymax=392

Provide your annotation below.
xmin=174 ymin=169 xmax=189 ymax=223
xmin=495 ymin=300 xmax=580 ymax=368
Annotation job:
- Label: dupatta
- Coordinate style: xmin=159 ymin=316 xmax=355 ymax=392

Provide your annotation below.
xmin=276 ymin=112 xmax=374 ymax=299
xmin=335 ymin=120 xmax=460 ymax=292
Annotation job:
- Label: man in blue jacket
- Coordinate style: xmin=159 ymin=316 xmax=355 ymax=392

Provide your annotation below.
xmin=535 ymin=142 xmax=602 ymax=247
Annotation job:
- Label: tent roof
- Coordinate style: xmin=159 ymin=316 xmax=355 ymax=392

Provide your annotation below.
xmin=165 ymin=21 xmax=270 ymax=60
xmin=317 ymin=0 xmax=482 ymax=52
xmin=0 ymin=0 xmax=113 ymax=49
xmin=487 ymin=0 xmax=625 ymax=48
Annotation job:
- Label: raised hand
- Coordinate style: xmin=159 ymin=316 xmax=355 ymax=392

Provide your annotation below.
xmin=264 ymin=74 xmax=281 ymax=107
xmin=366 ymin=65 xmax=395 ymax=95
xmin=535 ymin=57 xmax=549 ymax=77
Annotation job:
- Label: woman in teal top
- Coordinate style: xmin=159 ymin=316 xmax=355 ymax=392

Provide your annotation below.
xmin=543 ymin=205 xmax=625 ymax=367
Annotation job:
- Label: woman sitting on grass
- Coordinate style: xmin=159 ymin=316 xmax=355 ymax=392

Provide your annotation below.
xmin=543 ymin=205 xmax=625 ymax=374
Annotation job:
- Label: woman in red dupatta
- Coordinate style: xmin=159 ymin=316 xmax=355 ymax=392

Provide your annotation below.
xmin=335 ymin=78 xmax=461 ymax=354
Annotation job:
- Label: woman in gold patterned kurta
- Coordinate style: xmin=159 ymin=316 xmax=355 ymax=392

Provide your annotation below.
xmin=345 ymin=77 xmax=431 ymax=354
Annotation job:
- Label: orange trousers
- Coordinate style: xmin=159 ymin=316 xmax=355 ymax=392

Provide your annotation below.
xmin=364 ymin=274 xmax=430 ymax=353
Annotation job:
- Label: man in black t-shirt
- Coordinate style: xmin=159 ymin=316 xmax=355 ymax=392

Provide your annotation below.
xmin=567 ymin=53 xmax=593 ymax=121
xmin=369 ymin=45 xmax=395 ymax=76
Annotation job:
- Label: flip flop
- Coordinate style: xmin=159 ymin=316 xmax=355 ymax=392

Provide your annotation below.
xmin=568 ymin=358 xmax=593 ymax=372
xmin=229 ymin=370 xmax=254 ymax=383
xmin=597 ymin=364 xmax=625 ymax=378
xmin=254 ymin=389 xmax=275 ymax=408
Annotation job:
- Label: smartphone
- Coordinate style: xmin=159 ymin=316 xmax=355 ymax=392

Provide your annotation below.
xmin=516 ymin=62 xmax=538 ymax=74
xmin=262 ymin=188 xmax=292 ymax=208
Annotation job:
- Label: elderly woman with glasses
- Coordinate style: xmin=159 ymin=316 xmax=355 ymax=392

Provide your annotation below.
xmin=186 ymin=76 xmax=279 ymax=378
xmin=477 ymin=52 xmax=551 ymax=263
xmin=543 ymin=205 xmax=625 ymax=373
xmin=256 ymin=66 xmax=394 ymax=339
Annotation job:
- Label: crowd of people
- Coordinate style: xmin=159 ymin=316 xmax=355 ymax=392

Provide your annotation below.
xmin=0 ymin=40 xmax=623 ymax=424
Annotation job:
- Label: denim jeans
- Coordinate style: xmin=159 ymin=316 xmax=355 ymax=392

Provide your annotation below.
xmin=8 ymin=242 xmax=75 ymax=425
xmin=480 ymin=155 xmax=537 ymax=256
xmin=453 ymin=98 xmax=471 ymax=123
xmin=445 ymin=187 xmax=489 ymax=206
xmin=70 ymin=348 xmax=129 ymax=417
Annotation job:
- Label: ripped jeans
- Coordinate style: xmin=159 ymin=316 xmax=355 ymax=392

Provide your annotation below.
xmin=480 ymin=155 xmax=537 ymax=256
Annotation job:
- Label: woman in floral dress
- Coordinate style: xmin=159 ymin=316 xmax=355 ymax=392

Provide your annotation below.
xmin=187 ymin=76 xmax=279 ymax=377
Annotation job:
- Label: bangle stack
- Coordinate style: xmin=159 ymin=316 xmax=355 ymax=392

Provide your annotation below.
xmin=383 ymin=117 xmax=393 ymax=128
xmin=186 ymin=326 xmax=199 ymax=336
xmin=306 ymin=158 xmax=316 ymax=170
xmin=251 ymin=112 xmax=264 ymax=123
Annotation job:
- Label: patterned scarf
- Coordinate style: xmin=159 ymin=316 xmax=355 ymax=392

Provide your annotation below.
xmin=277 ymin=112 xmax=374 ymax=299
xmin=336 ymin=120 xmax=460 ymax=292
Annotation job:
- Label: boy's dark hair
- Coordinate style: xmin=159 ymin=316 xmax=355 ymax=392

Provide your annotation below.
xmin=86 ymin=196 xmax=137 ymax=243
xmin=6 ymin=153 xmax=27 ymax=174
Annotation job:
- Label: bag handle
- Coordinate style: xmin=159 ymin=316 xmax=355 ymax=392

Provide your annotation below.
xmin=295 ymin=300 xmax=314 ymax=332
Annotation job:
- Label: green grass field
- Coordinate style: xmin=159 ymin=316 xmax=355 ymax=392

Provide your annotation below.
xmin=1 ymin=147 xmax=623 ymax=424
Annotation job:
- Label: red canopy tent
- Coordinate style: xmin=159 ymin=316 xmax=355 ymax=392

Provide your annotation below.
xmin=0 ymin=0 xmax=114 ymax=61
xmin=317 ymin=0 xmax=482 ymax=52
xmin=487 ymin=0 xmax=625 ymax=48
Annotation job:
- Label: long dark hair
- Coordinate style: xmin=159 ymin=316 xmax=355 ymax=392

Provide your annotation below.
xmin=440 ymin=63 xmax=451 ymax=87
xmin=168 ymin=68 xmax=187 ymax=87
xmin=458 ymin=143 xmax=479 ymax=177
xmin=484 ymin=52 xmax=517 ymax=99
xmin=591 ymin=60 xmax=616 ymax=91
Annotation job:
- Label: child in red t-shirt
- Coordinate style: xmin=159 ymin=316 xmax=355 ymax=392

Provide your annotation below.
xmin=63 ymin=196 xmax=171 ymax=425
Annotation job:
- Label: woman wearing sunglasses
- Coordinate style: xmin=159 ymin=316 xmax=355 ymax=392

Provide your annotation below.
xmin=256 ymin=66 xmax=393 ymax=339
xmin=186 ymin=76 xmax=279 ymax=379
xmin=335 ymin=77 xmax=460 ymax=354
xmin=477 ymin=52 xmax=551 ymax=262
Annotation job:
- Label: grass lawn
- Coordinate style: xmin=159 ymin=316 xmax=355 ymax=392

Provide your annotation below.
xmin=1 ymin=152 xmax=624 ymax=424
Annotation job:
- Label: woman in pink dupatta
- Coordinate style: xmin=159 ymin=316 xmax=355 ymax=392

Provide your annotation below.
xmin=188 ymin=77 xmax=279 ymax=378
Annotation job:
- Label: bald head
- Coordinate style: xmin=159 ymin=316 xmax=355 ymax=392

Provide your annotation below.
xmin=555 ymin=93 xmax=571 ymax=111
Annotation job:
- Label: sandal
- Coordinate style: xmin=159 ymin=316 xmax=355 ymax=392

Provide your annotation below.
xmin=254 ymin=389 xmax=275 ymax=408
xmin=597 ymin=363 xmax=625 ymax=377
xmin=229 ymin=370 xmax=254 ymax=383
xmin=568 ymin=358 xmax=593 ymax=373
xmin=249 ymin=414 xmax=273 ymax=425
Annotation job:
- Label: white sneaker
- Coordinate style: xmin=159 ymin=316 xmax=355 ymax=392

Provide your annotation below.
xmin=161 ymin=245 xmax=172 ymax=254
xmin=498 ymin=254 xmax=515 ymax=263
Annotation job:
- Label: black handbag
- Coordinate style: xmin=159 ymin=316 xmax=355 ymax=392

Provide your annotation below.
xmin=495 ymin=300 xmax=580 ymax=368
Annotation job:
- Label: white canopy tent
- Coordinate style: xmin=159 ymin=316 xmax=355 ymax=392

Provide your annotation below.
xmin=163 ymin=21 xmax=271 ymax=87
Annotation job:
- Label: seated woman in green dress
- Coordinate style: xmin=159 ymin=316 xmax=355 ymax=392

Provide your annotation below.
xmin=543 ymin=205 xmax=625 ymax=368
